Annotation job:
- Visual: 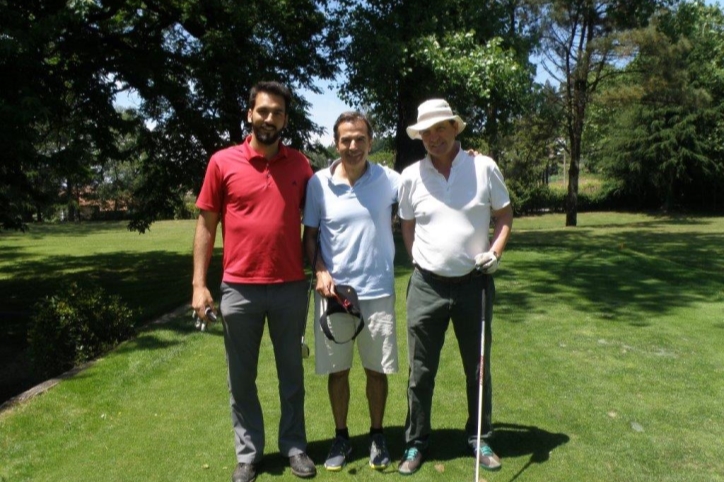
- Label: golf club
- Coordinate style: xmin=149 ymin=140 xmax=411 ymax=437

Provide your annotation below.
xmin=193 ymin=306 xmax=217 ymax=332
xmin=474 ymin=278 xmax=487 ymax=482
xmin=302 ymin=227 xmax=321 ymax=359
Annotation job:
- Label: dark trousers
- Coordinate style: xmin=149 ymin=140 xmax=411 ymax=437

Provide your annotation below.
xmin=404 ymin=269 xmax=494 ymax=447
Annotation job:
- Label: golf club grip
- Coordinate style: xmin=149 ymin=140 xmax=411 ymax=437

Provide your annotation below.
xmin=204 ymin=307 xmax=217 ymax=322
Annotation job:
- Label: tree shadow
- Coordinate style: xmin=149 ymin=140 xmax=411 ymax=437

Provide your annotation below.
xmin=496 ymin=225 xmax=724 ymax=328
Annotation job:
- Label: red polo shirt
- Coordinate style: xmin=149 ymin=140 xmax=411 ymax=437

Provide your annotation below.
xmin=196 ymin=136 xmax=313 ymax=283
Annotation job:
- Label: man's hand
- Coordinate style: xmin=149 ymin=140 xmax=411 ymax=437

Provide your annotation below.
xmin=474 ymin=250 xmax=499 ymax=274
xmin=315 ymin=270 xmax=336 ymax=298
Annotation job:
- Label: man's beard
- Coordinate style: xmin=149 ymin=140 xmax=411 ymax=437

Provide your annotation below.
xmin=253 ymin=124 xmax=283 ymax=145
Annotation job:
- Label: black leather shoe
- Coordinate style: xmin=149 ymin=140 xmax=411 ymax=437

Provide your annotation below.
xmin=289 ymin=452 xmax=317 ymax=478
xmin=231 ymin=462 xmax=257 ymax=482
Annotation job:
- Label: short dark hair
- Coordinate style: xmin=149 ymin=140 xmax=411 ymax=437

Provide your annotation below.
xmin=333 ymin=111 xmax=374 ymax=144
xmin=249 ymin=81 xmax=293 ymax=112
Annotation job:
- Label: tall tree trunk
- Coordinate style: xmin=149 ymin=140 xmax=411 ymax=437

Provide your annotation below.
xmin=567 ymin=75 xmax=586 ymax=227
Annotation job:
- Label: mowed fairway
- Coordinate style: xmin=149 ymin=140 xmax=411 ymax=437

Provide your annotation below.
xmin=1 ymin=213 xmax=723 ymax=481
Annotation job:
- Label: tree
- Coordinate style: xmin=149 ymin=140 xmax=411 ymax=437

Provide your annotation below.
xmin=0 ymin=0 xmax=136 ymax=228
xmin=593 ymin=1 xmax=724 ymax=211
xmin=501 ymin=83 xmax=564 ymax=186
xmin=536 ymin=0 xmax=674 ymax=225
xmin=329 ymin=0 xmax=537 ymax=172
xmin=1 ymin=0 xmax=336 ymax=232
xmin=97 ymin=0 xmax=338 ymax=231
xmin=412 ymin=33 xmax=533 ymax=160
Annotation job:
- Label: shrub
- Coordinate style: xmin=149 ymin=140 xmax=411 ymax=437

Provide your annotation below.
xmin=508 ymin=181 xmax=565 ymax=216
xmin=28 ymin=282 xmax=136 ymax=379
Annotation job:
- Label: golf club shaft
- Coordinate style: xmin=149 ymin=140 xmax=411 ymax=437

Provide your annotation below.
xmin=475 ymin=280 xmax=487 ymax=482
xmin=302 ymin=228 xmax=321 ymax=350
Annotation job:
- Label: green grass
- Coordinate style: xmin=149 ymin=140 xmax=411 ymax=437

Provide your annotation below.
xmin=0 ymin=220 xmax=223 ymax=345
xmin=549 ymin=172 xmax=604 ymax=196
xmin=2 ymin=212 xmax=724 ymax=481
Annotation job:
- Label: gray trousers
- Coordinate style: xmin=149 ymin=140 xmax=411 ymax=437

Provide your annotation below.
xmin=220 ymin=281 xmax=308 ymax=464
xmin=404 ymin=269 xmax=494 ymax=447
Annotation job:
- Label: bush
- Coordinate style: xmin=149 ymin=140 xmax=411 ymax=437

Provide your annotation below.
xmin=508 ymin=182 xmax=565 ymax=216
xmin=174 ymin=191 xmax=200 ymax=220
xmin=28 ymin=282 xmax=136 ymax=379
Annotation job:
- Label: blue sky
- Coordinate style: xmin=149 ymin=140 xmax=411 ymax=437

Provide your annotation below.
xmin=300 ymin=82 xmax=351 ymax=145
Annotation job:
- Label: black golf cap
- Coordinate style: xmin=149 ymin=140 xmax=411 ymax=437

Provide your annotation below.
xmin=319 ymin=284 xmax=364 ymax=344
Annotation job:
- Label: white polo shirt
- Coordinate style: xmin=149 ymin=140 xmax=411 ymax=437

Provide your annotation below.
xmin=398 ymin=150 xmax=511 ymax=277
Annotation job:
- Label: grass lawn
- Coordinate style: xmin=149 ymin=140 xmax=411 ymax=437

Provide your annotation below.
xmin=1 ymin=212 xmax=723 ymax=481
xmin=0 ymin=220 xmax=223 ymax=400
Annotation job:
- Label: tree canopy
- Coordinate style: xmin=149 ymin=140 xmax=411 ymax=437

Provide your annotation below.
xmin=3 ymin=0 xmax=724 ymax=231
xmin=1 ymin=0 xmax=336 ymax=231
xmin=328 ymin=0 xmax=538 ymax=171
xmin=592 ymin=1 xmax=724 ymax=211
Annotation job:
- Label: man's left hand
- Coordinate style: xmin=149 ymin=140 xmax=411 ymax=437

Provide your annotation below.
xmin=475 ymin=250 xmax=499 ymax=274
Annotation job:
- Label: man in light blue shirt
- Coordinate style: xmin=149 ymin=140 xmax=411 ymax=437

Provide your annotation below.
xmin=303 ymin=111 xmax=399 ymax=472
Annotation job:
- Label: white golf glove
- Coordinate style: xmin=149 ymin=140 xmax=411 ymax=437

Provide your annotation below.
xmin=474 ymin=250 xmax=500 ymax=274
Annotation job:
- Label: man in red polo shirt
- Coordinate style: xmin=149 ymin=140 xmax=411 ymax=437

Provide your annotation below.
xmin=192 ymin=81 xmax=316 ymax=482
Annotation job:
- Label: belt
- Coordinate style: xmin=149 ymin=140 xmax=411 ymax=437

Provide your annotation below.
xmin=415 ymin=266 xmax=483 ymax=284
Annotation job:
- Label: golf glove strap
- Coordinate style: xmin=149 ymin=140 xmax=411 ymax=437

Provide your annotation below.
xmin=475 ymin=250 xmax=499 ymax=274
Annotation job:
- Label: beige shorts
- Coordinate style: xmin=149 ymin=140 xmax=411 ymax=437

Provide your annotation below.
xmin=314 ymin=293 xmax=398 ymax=375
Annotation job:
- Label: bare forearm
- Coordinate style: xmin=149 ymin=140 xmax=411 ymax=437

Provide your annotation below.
xmin=191 ymin=211 xmax=219 ymax=318
xmin=192 ymin=217 xmax=216 ymax=287
xmin=490 ymin=204 xmax=513 ymax=257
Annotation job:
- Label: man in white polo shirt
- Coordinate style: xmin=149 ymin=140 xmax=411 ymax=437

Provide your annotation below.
xmin=396 ymin=99 xmax=513 ymax=475
xmin=303 ymin=111 xmax=400 ymax=473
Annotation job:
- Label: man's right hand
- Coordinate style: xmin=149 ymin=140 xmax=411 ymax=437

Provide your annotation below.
xmin=192 ymin=286 xmax=216 ymax=321
xmin=314 ymin=270 xmax=336 ymax=298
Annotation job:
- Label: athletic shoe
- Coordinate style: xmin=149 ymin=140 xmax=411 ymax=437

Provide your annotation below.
xmin=369 ymin=433 xmax=391 ymax=469
xmin=231 ymin=462 xmax=257 ymax=482
xmin=398 ymin=446 xmax=423 ymax=475
xmin=324 ymin=436 xmax=353 ymax=471
xmin=469 ymin=438 xmax=502 ymax=471
xmin=289 ymin=453 xmax=316 ymax=478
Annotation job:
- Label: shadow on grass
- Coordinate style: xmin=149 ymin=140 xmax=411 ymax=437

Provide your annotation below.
xmin=492 ymin=422 xmax=570 ymax=482
xmin=1 ymin=246 xmax=224 ymax=341
xmin=497 ymin=226 xmax=724 ymax=327
xmin=250 ymin=423 xmax=568 ymax=477
xmin=252 ymin=428 xmax=412 ymax=477
xmin=0 ymin=220 xmax=132 ymax=239
xmin=0 ymin=246 xmax=223 ymax=404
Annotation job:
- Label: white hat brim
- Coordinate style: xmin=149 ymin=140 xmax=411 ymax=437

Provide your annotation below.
xmin=406 ymin=115 xmax=466 ymax=140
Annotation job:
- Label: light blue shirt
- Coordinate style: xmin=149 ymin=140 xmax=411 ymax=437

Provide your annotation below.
xmin=303 ymin=160 xmax=400 ymax=299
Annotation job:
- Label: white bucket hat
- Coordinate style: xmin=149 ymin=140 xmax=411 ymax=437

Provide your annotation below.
xmin=406 ymin=99 xmax=467 ymax=140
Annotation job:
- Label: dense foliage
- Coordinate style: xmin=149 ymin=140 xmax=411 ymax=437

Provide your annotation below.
xmin=1 ymin=0 xmax=335 ymax=232
xmin=591 ymin=1 xmax=724 ymax=211
xmin=328 ymin=0 xmax=538 ymax=171
xmin=2 ymin=0 xmax=724 ymax=230
xmin=28 ymin=282 xmax=135 ymax=379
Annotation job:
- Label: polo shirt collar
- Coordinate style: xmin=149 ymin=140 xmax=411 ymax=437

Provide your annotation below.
xmin=421 ymin=146 xmax=466 ymax=172
xmin=327 ymin=158 xmax=371 ymax=186
xmin=241 ymin=135 xmax=288 ymax=162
